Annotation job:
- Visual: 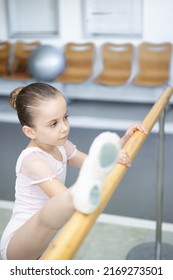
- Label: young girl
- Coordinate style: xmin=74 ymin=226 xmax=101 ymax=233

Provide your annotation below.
xmin=0 ymin=82 xmax=147 ymax=260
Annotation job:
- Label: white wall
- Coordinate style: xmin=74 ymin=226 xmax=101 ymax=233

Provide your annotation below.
xmin=143 ymin=0 xmax=173 ymax=42
xmin=1 ymin=0 xmax=173 ymax=45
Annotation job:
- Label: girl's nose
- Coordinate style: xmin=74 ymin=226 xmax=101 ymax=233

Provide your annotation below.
xmin=61 ymin=122 xmax=68 ymax=133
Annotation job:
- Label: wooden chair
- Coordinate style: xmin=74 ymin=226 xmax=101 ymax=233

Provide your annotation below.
xmin=0 ymin=41 xmax=10 ymax=76
xmin=132 ymin=42 xmax=172 ymax=86
xmin=5 ymin=41 xmax=40 ymax=80
xmin=55 ymin=42 xmax=95 ymax=83
xmin=94 ymin=43 xmax=134 ymax=86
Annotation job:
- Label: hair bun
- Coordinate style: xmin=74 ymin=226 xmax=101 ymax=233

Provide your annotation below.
xmin=9 ymin=87 xmax=23 ymax=110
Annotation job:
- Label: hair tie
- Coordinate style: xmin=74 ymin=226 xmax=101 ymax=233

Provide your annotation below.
xmin=9 ymin=87 xmax=23 ymax=110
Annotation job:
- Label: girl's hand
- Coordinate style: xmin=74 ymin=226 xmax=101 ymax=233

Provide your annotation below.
xmin=120 ymin=123 xmax=148 ymax=147
xmin=118 ymin=150 xmax=131 ymax=168
xmin=125 ymin=123 xmax=148 ymax=136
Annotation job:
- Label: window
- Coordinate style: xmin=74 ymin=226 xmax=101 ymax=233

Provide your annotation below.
xmin=83 ymin=0 xmax=143 ymax=37
xmin=7 ymin=0 xmax=59 ymax=38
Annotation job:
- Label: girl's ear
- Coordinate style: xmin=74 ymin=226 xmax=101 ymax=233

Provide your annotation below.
xmin=22 ymin=126 xmax=36 ymax=140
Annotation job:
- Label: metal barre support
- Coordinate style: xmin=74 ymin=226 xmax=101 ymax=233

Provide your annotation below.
xmin=155 ymin=109 xmax=165 ymax=259
xmin=127 ymin=108 xmax=173 ymax=260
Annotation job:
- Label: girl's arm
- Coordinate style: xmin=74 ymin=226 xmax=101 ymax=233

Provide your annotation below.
xmin=120 ymin=123 xmax=148 ymax=148
xmin=118 ymin=123 xmax=148 ymax=167
xmin=38 ymin=178 xmax=69 ymax=197
xmin=68 ymin=150 xmax=87 ymax=169
xmin=37 ymin=151 xmax=87 ymax=198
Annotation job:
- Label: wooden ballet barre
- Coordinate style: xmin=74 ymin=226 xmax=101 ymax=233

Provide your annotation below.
xmin=41 ymin=87 xmax=173 ymax=260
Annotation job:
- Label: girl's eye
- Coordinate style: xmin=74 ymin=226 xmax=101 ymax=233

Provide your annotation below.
xmin=51 ymin=121 xmax=57 ymax=127
xmin=64 ymin=114 xmax=69 ymax=120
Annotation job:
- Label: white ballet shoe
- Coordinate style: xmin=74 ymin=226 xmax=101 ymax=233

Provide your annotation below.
xmin=71 ymin=132 xmax=120 ymax=214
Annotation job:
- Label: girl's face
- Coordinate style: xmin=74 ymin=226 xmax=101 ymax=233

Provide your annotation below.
xmin=31 ymin=95 xmax=70 ymax=149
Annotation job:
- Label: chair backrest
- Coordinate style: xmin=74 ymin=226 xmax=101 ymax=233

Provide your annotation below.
xmin=64 ymin=42 xmax=94 ymax=73
xmin=12 ymin=41 xmax=41 ymax=74
xmin=134 ymin=42 xmax=172 ymax=84
xmin=0 ymin=41 xmax=10 ymax=75
xmin=102 ymin=43 xmax=134 ymax=74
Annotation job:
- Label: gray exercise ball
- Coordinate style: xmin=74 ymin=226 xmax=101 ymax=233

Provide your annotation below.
xmin=28 ymin=45 xmax=65 ymax=81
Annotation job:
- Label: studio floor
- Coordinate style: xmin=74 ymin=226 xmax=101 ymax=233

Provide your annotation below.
xmin=1 ymin=203 xmax=173 ymax=260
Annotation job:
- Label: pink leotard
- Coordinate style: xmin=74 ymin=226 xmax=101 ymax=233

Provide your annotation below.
xmin=0 ymin=140 xmax=77 ymax=259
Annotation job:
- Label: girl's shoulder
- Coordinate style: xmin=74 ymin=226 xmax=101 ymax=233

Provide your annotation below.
xmin=16 ymin=147 xmax=49 ymax=173
xmin=16 ymin=147 xmax=57 ymax=182
xmin=18 ymin=147 xmax=46 ymax=161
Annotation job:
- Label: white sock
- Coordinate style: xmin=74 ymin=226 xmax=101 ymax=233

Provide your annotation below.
xmin=71 ymin=132 xmax=120 ymax=214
